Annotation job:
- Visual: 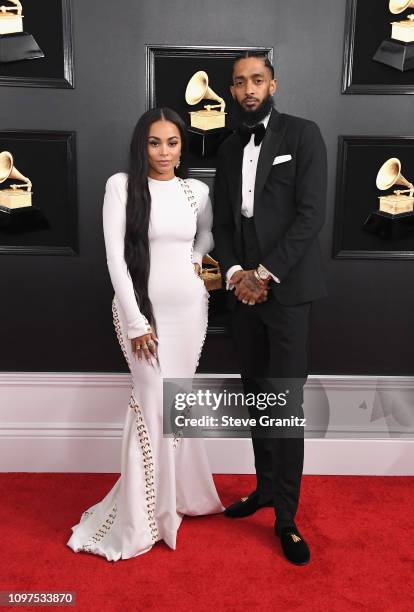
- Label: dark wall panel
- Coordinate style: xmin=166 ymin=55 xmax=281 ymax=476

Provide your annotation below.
xmin=0 ymin=0 xmax=413 ymax=374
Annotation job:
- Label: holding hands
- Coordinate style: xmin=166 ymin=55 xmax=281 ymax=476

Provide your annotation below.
xmin=229 ymin=270 xmax=269 ymax=305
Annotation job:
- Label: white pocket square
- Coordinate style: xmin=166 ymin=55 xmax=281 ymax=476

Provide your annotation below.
xmin=272 ymin=154 xmax=292 ymax=165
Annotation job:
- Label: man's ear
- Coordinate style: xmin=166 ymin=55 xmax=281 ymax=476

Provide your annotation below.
xmin=270 ymin=79 xmax=277 ymax=95
xmin=230 ymin=84 xmax=235 ymax=99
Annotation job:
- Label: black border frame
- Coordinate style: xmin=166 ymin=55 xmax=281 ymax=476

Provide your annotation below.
xmin=333 ymin=135 xmax=414 ymax=259
xmin=0 ymin=0 xmax=74 ymax=89
xmin=0 ymin=129 xmax=78 ymax=255
xmin=342 ymin=0 xmax=414 ymax=95
xmin=145 ymin=44 xmax=274 ymax=177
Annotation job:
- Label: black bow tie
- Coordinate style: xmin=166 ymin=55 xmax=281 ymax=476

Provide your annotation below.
xmin=238 ymin=122 xmax=266 ymax=147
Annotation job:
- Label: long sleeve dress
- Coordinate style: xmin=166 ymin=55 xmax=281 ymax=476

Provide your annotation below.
xmin=66 ymin=173 xmax=224 ymax=561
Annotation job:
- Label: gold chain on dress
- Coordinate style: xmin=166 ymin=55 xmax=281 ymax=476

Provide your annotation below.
xmin=129 ymin=394 xmax=159 ymax=543
xmin=79 ymin=503 xmax=118 ymax=554
xmin=112 ymin=298 xmax=159 ymax=543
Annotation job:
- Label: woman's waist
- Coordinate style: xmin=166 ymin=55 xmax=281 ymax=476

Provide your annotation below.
xmin=149 ymin=247 xmax=197 ymax=273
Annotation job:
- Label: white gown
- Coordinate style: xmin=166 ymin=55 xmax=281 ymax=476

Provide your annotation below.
xmin=66 ymin=173 xmax=224 ymax=561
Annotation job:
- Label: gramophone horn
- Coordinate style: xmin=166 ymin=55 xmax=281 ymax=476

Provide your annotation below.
xmin=0 ymin=151 xmax=13 ymax=183
xmin=185 ymin=70 xmax=224 ymax=108
xmin=389 ymin=0 xmax=414 ymax=14
xmin=0 ymin=150 xmax=32 ymax=190
xmin=376 ymin=157 xmax=413 ymax=190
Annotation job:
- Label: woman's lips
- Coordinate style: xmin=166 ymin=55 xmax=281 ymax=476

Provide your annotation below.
xmin=158 ymin=160 xmax=171 ymax=166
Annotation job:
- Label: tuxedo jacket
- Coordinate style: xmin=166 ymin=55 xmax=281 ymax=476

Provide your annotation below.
xmin=212 ymin=108 xmax=328 ymax=305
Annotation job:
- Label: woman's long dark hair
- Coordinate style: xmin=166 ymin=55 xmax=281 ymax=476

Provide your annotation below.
xmin=124 ymin=107 xmax=189 ymax=333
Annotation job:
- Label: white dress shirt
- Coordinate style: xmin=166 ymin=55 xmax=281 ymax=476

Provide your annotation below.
xmin=226 ymin=110 xmax=280 ymax=287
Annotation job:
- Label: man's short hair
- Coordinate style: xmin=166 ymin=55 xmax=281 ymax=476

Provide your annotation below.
xmin=232 ymin=52 xmax=275 ymax=80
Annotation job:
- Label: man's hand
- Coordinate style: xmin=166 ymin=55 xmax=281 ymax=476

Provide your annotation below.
xmin=228 ymin=270 xmax=245 ymax=288
xmin=230 ymin=270 xmax=269 ymax=305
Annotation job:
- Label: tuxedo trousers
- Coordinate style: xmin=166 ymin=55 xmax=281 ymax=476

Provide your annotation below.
xmin=229 ymin=288 xmax=311 ymax=532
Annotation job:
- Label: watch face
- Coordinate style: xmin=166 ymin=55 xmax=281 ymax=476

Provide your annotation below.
xmin=258 ymin=265 xmax=269 ymax=280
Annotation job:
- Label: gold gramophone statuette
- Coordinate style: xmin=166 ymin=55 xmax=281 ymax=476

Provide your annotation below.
xmin=185 ymin=71 xmax=226 ymax=131
xmin=390 ymin=0 xmax=414 ymax=42
xmin=376 ymin=157 xmax=414 ymax=215
xmin=0 ymin=1 xmax=23 ymax=35
xmin=373 ymin=1 xmax=414 ymax=71
xmin=0 ymin=1 xmax=44 ymax=63
xmin=0 ymin=151 xmax=32 ymax=209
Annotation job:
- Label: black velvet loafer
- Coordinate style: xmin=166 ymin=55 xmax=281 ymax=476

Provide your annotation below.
xmin=276 ymin=524 xmax=310 ymax=565
xmin=223 ymin=491 xmax=273 ymax=518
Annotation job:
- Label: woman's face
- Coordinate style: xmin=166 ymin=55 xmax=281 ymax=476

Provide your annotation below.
xmin=147 ymin=119 xmax=182 ymax=180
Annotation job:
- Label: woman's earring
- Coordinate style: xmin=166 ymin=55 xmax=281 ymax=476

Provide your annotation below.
xmin=175 ymin=158 xmax=181 ymax=169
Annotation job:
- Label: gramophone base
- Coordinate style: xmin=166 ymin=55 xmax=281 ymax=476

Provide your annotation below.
xmin=363 ymin=210 xmax=414 ymax=239
xmin=0 ymin=32 xmax=45 ymax=64
xmin=0 ymin=205 xmax=49 ymax=233
xmin=188 ymin=127 xmax=232 ymax=159
xmin=373 ymin=39 xmax=414 ymax=72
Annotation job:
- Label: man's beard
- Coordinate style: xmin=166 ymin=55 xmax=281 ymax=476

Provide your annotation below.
xmin=231 ymin=94 xmax=274 ymax=127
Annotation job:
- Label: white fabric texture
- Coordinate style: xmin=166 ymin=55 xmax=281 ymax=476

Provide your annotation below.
xmin=272 ymin=154 xmax=292 ymax=165
xmin=240 ymin=110 xmax=271 ymax=219
xmin=66 ymin=173 xmax=223 ymax=561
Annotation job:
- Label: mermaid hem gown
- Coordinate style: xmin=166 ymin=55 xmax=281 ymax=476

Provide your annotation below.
xmin=66 ymin=173 xmax=224 ymax=561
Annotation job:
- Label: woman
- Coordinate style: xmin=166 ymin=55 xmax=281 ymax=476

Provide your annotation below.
xmin=67 ymin=108 xmax=224 ymax=561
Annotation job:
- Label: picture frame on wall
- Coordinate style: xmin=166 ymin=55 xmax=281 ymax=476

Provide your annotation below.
xmin=145 ymin=44 xmax=274 ymax=177
xmin=146 ymin=44 xmax=273 ymax=335
xmin=342 ymin=0 xmax=414 ymax=94
xmin=0 ymin=130 xmax=78 ymax=255
xmin=333 ymin=136 xmax=414 ymax=259
xmin=0 ymin=0 xmax=74 ymax=88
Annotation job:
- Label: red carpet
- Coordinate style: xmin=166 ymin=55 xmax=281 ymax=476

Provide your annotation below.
xmin=2 ymin=473 xmax=413 ymax=611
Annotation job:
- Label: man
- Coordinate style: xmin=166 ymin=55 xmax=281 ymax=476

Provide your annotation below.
xmin=212 ymin=52 xmax=327 ymax=565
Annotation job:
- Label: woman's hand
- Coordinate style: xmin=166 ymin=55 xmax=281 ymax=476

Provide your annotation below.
xmin=131 ymin=328 xmax=158 ymax=364
xmin=193 ymin=263 xmax=201 ymax=277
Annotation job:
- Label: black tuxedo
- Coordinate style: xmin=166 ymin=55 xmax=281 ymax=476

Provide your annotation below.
xmin=212 ymin=107 xmax=327 ymax=532
xmin=213 ymin=107 xmax=327 ymax=305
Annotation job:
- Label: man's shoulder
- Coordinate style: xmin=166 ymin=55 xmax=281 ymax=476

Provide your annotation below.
xmin=217 ymin=131 xmax=240 ymax=157
xmin=278 ymin=112 xmax=320 ymax=133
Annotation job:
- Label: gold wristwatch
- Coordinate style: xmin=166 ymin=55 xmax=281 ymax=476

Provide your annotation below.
xmin=254 ymin=264 xmax=272 ymax=281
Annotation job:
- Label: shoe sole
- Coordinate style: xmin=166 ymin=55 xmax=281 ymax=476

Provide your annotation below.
xmin=285 ymin=557 xmax=310 ymax=566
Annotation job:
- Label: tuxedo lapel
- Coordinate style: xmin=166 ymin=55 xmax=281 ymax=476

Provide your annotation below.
xmin=228 ymin=139 xmax=244 ymax=230
xmin=254 ymin=109 xmax=287 ymax=209
xmin=225 ymin=109 xmax=287 ymax=227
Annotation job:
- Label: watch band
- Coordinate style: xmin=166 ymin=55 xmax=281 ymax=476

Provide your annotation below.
xmin=256 ymin=264 xmax=272 ymax=280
